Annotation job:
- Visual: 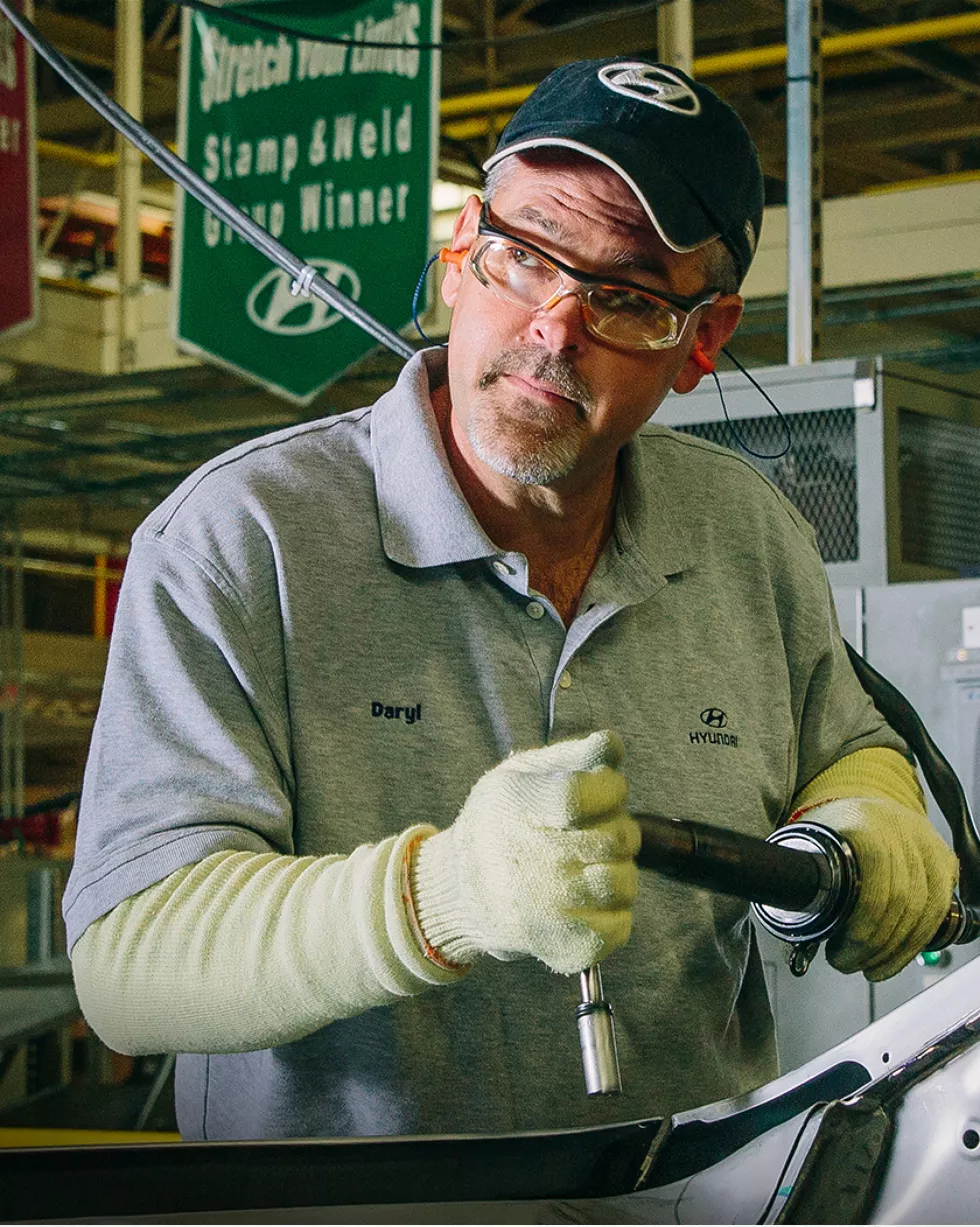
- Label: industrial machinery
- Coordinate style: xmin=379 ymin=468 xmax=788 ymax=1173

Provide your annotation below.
xmin=657 ymin=355 xmax=980 ymax=591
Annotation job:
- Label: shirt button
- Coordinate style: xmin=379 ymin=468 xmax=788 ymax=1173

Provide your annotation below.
xmin=526 ymin=601 xmax=545 ymax=620
xmin=492 ymin=560 xmax=512 ymax=577
xmin=558 ymin=670 xmax=573 ymax=690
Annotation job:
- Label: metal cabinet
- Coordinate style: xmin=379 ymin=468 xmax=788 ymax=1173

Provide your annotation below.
xmin=658 ymin=355 xmax=980 ymax=588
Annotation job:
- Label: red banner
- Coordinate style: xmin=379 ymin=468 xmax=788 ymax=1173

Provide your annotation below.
xmin=0 ymin=1 xmax=36 ymax=337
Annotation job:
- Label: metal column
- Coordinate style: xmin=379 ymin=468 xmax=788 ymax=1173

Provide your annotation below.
xmin=115 ymin=0 xmax=143 ymax=373
xmin=26 ymin=869 xmax=55 ymax=963
xmin=0 ymin=518 xmax=26 ymax=836
xmin=786 ymin=0 xmax=824 ymax=366
xmin=483 ymin=0 xmax=497 ymax=160
xmin=657 ymin=0 xmax=693 ymax=77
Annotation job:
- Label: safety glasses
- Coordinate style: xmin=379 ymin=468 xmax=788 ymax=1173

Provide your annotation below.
xmin=469 ymin=204 xmax=719 ymax=352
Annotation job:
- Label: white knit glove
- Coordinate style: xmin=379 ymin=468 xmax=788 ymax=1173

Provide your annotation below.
xmin=810 ymin=798 xmax=960 ymax=981
xmin=410 ymin=730 xmax=639 ymax=975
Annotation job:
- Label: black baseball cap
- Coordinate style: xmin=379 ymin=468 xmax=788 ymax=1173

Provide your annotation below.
xmin=483 ymin=58 xmax=765 ymax=285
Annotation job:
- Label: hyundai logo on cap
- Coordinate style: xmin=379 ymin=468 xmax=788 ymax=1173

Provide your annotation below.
xmin=597 ymin=63 xmax=701 ymax=116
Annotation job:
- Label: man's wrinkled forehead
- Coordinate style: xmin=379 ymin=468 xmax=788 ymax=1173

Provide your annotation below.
xmin=488 ymin=150 xmax=687 ymax=278
xmin=511 ymin=204 xmax=676 ymax=282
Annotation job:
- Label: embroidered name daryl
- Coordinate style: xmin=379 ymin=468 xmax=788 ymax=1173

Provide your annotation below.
xmin=372 ymin=701 xmax=422 ymax=724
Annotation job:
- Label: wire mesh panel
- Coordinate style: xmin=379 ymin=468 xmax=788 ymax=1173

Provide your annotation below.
xmin=674 ymin=407 xmax=859 ymax=563
xmin=898 ymin=410 xmax=980 ymax=572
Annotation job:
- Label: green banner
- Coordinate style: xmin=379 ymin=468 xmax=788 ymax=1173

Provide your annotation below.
xmin=174 ymin=0 xmax=440 ymax=403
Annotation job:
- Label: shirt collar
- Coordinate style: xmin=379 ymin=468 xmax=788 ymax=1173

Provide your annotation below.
xmin=615 ymin=428 xmax=700 ymax=581
xmin=371 ymin=348 xmax=698 ymax=585
xmin=372 ymin=348 xmax=497 ymax=569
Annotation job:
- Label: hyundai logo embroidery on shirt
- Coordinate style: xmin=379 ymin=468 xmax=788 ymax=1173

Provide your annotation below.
xmin=597 ymin=63 xmax=701 ymax=116
xmin=690 ymin=707 xmax=738 ymax=747
xmin=246 ymin=259 xmax=361 ymax=336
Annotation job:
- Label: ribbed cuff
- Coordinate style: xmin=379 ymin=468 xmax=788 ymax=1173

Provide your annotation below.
xmin=382 ymin=825 xmax=469 ymax=987
xmin=411 ymin=828 xmax=483 ymax=967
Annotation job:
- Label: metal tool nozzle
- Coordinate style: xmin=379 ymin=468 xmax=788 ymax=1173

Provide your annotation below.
xmin=577 ymin=964 xmax=622 ymax=1096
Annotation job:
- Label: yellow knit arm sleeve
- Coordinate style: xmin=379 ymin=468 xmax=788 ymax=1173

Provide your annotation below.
xmin=70 ymin=828 xmax=467 ymax=1056
xmin=790 ymin=746 xmax=926 ymax=820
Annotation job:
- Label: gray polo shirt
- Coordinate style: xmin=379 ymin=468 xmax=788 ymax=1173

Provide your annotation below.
xmin=65 ymin=348 xmax=904 ymax=1140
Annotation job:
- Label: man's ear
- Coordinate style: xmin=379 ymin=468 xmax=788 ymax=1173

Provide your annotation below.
xmin=672 ymin=295 xmax=743 ymax=394
xmin=440 ymin=195 xmax=482 ymax=310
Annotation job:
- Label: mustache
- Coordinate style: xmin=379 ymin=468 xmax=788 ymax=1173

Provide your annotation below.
xmin=478 ymin=348 xmax=595 ymax=412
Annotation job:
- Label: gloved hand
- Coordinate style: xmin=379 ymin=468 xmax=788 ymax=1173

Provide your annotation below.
xmin=409 ymin=730 xmax=640 ymax=975
xmin=807 ymin=797 xmax=960 ymax=981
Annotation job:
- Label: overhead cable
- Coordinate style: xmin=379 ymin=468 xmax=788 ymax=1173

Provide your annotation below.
xmin=177 ymin=0 xmax=668 ymax=52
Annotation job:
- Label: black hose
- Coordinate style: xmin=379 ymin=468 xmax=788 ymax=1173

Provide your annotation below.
xmin=635 ymin=811 xmax=823 ymax=910
xmin=845 ymin=640 xmax=980 ymax=905
xmin=636 ymin=811 xmax=980 ymax=951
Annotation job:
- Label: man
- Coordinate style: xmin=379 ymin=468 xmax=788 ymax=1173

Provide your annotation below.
xmin=66 ymin=59 xmax=957 ymax=1141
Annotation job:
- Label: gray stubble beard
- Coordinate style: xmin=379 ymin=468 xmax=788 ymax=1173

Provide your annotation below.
xmin=468 ymin=349 xmax=595 ymax=486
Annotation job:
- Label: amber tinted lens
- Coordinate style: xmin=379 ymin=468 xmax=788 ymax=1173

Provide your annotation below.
xmin=473 ymin=239 xmax=561 ymax=307
xmin=585 ymin=288 xmax=680 ymax=349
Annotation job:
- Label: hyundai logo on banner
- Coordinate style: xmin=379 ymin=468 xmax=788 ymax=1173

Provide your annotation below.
xmin=245 ymin=260 xmax=362 ymax=337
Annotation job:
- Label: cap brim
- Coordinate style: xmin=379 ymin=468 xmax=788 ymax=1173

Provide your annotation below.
xmin=483 ymin=131 xmax=720 ymax=255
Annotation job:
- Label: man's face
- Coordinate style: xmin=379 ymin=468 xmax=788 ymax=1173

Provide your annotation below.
xmin=440 ymin=156 xmax=742 ymax=493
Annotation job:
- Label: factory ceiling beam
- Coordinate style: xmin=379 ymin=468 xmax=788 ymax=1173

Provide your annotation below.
xmin=441 ymin=6 xmax=661 ymax=88
xmin=745 ymin=86 xmax=965 ymax=173
xmin=495 ymin=0 xmax=555 ymax=34
xmin=696 ymin=9 xmax=980 ymax=75
xmin=806 ymin=150 xmax=930 ymax=195
xmin=33 ymin=6 xmax=980 ymax=140
xmin=36 ymin=139 xmax=116 ymax=169
xmin=778 ymin=144 xmax=927 ymax=190
xmin=691 ymin=0 xmax=782 ymax=44
xmin=705 ymin=52 xmax=915 ymax=98
xmin=33 ymin=10 xmax=177 ymax=86
xmin=822 ymin=0 xmax=980 ymax=99
xmin=440 ymin=8 xmax=980 ymax=116
xmin=826 ymin=96 xmax=980 ymax=152
xmin=147 ymin=3 xmax=180 ymax=50
xmin=824 ymin=84 xmax=965 ymax=123
xmin=853 ymin=116 xmax=980 ymax=152
xmin=37 ymin=87 xmax=176 ymax=140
